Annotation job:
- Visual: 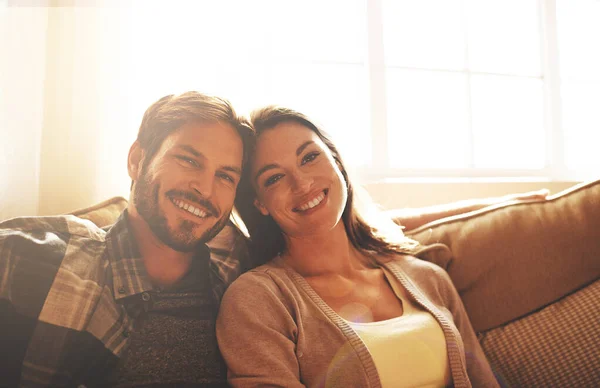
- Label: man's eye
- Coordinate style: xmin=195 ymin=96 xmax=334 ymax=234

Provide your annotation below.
xmin=301 ymin=152 xmax=320 ymax=165
xmin=178 ymin=156 xmax=199 ymax=167
xmin=217 ymin=172 xmax=235 ymax=184
xmin=264 ymin=174 xmax=283 ymax=187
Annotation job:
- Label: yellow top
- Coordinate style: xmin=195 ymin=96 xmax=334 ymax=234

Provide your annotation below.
xmin=346 ymin=268 xmax=451 ymax=388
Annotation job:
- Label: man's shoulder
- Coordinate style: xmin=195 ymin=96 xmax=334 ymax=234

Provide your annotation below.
xmin=206 ymin=221 xmax=247 ymax=254
xmin=0 ymin=215 xmax=108 ymax=271
xmin=206 ymin=222 xmax=250 ymax=285
xmin=0 ymin=215 xmax=107 ymax=240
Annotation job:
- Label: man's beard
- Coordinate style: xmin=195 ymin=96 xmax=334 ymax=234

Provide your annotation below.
xmin=133 ymin=170 xmax=230 ymax=252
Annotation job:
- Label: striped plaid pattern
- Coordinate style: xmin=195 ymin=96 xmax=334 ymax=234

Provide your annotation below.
xmin=0 ymin=210 xmax=247 ymax=387
xmin=479 ymin=279 xmax=600 ymax=388
xmin=206 ymin=222 xmax=248 ymax=301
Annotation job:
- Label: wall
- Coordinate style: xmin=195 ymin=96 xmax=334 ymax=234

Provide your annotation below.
xmin=364 ymin=179 xmax=579 ymax=210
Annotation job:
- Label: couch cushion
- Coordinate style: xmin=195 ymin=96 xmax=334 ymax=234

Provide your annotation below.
xmin=70 ymin=197 xmax=128 ymax=228
xmin=406 ymin=179 xmax=600 ymax=332
xmin=479 ymin=279 xmax=600 ymax=387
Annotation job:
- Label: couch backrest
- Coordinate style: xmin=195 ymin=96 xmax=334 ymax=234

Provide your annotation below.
xmin=406 ymin=178 xmax=600 ymax=332
xmin=70 ymin=196 xmax=128 ymax=228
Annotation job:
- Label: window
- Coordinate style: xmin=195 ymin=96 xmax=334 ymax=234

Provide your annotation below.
xmin=123 ymin=0 xmax=597 ymax=183
xmin=556 ymin=0 xmax=600 ymax=180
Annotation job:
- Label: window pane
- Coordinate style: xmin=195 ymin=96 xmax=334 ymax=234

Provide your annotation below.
xmin=471 ymin=75 xmax=544 ymax=169
xmin=562 ymin=81 xmax=600 ymax=173
xmin=466 ymin=0 xmax=541 ymax=76
xmin=269 ymin=64 xmax=370 ymax=167
xmin=382 ymin=0 xmax=465 ymax=70
xmin=557 ymin=0 xmax=600 ymax=81
xmin=386 ymin=69 xmax=470 ymax=168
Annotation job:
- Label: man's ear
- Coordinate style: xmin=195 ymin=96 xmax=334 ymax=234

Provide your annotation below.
xmin=128 ymin=141 xmax=144 ymax=180
xmin=254 ymin=198 xmax=270 ymax=216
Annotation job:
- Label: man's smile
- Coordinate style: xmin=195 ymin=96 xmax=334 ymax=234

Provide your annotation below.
xmin=170 ymin=197 xmax=212 ymax=219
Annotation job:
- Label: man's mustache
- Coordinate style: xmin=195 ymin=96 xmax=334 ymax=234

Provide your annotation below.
xmin=166 ymin=190 xmax=220 ymax=218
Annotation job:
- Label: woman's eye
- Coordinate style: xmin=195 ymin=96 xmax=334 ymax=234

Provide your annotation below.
xmin=264 ymin=174 xmax=283 ymax=187
xmin=301 ymin=152 xmax=320 ymax=165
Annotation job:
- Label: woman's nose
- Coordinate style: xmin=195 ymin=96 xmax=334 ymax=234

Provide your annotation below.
xmin=291 ymin=172 xmax=313 ymax=193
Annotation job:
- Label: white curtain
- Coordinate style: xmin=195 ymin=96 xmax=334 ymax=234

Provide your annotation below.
xmin=1 ymin=4 xmax=49 ymax=219
xmin=1 ymin=0 xmax=367 ymax=220
xmin=2 ymin=4 xmax=129 ymax=219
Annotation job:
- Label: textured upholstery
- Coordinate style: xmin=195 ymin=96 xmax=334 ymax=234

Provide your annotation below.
xmin=480 ymin=279 xmax=600 ymax=387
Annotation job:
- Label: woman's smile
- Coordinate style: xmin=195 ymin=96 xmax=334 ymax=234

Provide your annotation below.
xmin=292 ymin=189 xmax=329 ymax=213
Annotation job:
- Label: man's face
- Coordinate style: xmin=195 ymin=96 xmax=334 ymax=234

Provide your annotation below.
xmin=133 ymin=121 xmax=243 ymax=252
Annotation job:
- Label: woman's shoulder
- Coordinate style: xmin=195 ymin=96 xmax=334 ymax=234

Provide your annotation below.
xmin=384 ymin=254 xmax=454 ymax=287
xmin=223 ymin=259 xmax=294 ymax=300
xmin=386 ymin=253 xmax=446 ymax=271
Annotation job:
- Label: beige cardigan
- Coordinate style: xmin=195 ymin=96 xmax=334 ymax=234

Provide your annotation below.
xmin=217 ymin=255 xmax=499 ymax=388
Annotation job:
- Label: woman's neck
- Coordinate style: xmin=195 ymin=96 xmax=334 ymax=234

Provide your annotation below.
xmin=282 ymin=222 xmax=368 ymax=277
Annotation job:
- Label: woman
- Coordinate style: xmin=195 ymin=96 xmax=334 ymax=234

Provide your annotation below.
xmin=217 ymin=106 xmax=500 ymax=387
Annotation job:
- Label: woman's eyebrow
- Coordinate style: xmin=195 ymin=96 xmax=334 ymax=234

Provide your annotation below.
xmin=296 ymin=141 xmax=315 ymax=156
xmin=254 ymin=163 xmax=278 ymax=182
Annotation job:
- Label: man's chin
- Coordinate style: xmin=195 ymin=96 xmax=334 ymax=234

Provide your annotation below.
xmin=156 ymin=212 xmax=230 ymax=251
xmin=165 ymin=223 xmax=214 ymax=251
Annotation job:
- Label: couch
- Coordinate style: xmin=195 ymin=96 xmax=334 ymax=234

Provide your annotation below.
xmin=71 ymin=179 xmax=600 ymax=387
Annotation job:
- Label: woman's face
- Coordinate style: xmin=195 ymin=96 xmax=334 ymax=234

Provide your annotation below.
xmin=251 ymin=121 xmax=348 ymax=239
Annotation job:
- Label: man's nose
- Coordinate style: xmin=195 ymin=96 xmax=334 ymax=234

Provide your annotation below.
xmin=190 ymin=172 xmax=214 ymax=198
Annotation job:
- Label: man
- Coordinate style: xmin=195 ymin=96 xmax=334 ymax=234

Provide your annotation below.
xmin=0 ymin=91 xmax=253 ymax=386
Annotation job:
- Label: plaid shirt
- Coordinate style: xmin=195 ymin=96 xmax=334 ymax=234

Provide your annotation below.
xmin=0 ymin=210 xmax=248 ymax=387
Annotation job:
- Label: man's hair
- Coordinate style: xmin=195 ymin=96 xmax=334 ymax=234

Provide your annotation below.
xmin=235 ymin=105 xmax=418 ymax=268
xmin=135 ymin=91 xmax=254 ymax=177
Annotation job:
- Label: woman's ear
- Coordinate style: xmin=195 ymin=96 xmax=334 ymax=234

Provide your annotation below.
xmin=254 ymin=199 xmax=270 ymax=216
xmin=128 ymin=141 xmax=144 ymax=180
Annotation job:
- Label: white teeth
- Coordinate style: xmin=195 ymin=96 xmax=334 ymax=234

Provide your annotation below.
xmin=171 ymin=199 xmax=209 ymax=218
xmin=297 ymin=192 xmax=326 ymax=212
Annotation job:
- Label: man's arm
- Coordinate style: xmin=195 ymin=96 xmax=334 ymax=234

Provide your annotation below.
xmin=0 ymin=218 xmax=69 ymax=386
xmin=387 ymin=189 xmax=550 ymax=232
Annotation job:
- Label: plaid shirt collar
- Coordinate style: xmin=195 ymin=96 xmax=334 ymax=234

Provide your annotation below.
xmin=105 ymin=210 xmax=154 ymax=300
xmin=105 ymin=210 xmax=246 ymax=302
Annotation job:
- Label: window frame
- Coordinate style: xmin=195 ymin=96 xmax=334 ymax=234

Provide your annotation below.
xmin=358 ymin=0 xmax=580 ymax=184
